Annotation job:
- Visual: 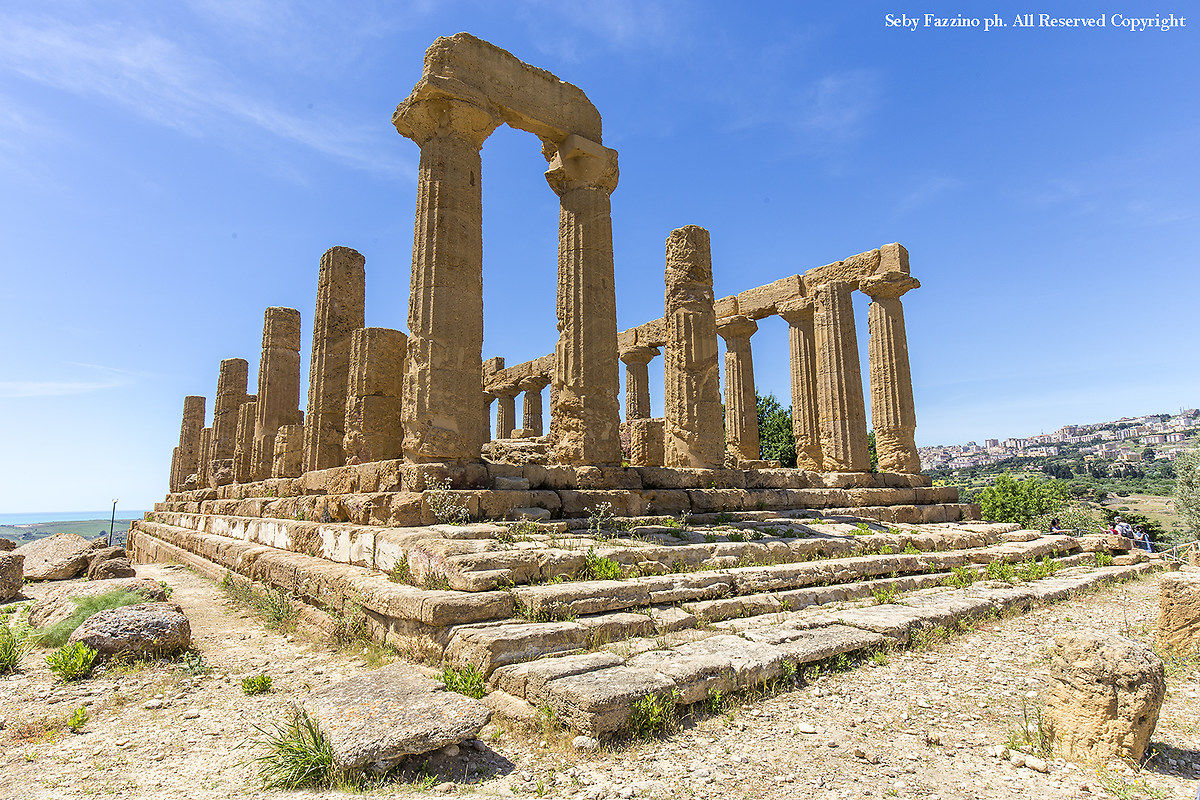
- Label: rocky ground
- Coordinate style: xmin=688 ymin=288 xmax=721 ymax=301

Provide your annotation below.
xmin=0 ymin=564 xmax=1196 ymax=800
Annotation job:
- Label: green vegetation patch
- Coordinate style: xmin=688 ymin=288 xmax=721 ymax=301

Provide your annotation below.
xmin=35 ymin=590 xmax=151 ymax=648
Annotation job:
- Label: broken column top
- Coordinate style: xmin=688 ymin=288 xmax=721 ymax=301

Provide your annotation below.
xmin=263 ymin=307 xmax=302 ymax=349
xmin=665 ymin=225 xmax=713 ymax=287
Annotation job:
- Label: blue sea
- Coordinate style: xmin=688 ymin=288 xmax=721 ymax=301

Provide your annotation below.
xmin=0 ymin=511 xmax=149 ymax=526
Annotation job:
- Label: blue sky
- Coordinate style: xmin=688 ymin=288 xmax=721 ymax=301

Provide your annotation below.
xmin=0 ymin=1 xmax=1196 ymax=512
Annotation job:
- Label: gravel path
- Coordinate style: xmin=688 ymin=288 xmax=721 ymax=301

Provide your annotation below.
xmin=0 ymin=564 xmax=1196 ymax=799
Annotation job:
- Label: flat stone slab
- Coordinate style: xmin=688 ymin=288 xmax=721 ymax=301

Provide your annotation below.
xmin=29 ymin=577 xmax=168 ymax=627
xmin=14 ymin=533 xmax=94 ymax=580
xmin=306 ymin=664 xmax=490 ymax=773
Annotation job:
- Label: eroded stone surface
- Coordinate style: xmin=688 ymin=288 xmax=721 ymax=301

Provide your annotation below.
xmin=1156 ymin=570 xmax=1200 ymax=657
xmin=0 ymin=553 xmax=22 ymax=601
xmin=69 ymin=602 xmax=191 ymax=659
xmin=29 ymin=577 xmax=168 ymax=627
xmin=14 ymin=533 xmax=93 ymax=581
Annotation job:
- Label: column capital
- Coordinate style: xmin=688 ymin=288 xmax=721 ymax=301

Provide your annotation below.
xmin=544 ymin=134 xmax=618 ymax=195
xmin=492 ymin=382 xmax=520 ymax=399
xmin=716 ymin=314 xmax=758 ymax=343
xmin=777 ymin=297 xmax=815 ymax=326
xmin=393 ymin=89 xmax=500 ymax=147
xmin=619 ymin=345 xmax=660 ymax=367
xmin=517 ymin=374 xmax=551 ymax=392
xmin=861 ymin=271 xmax=920 ymax=300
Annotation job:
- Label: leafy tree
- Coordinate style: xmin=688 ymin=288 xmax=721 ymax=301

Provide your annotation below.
xmin=1174 ymin=447 xmax=1200 ymax=537
xmin=867 ymin=430 xmax=878 ymax=472
xmin=756 ymin=393 xmax=796 ymax=467
xmin=975 ymin=473 xmax=1069 ymax=527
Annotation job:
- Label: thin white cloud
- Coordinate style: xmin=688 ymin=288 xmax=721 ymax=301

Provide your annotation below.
xmin=0 ymin=362 xmax=136 ymax=398
xmin=0 ymin=11 xmax=411 ymax=178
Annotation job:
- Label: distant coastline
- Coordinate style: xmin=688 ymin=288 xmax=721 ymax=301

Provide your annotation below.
xmin=0 ymin=511 xmax=148 ymax=526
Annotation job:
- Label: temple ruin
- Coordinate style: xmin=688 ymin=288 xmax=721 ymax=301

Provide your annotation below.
xmin=128 ymin=34 xmax=1159 ymax=740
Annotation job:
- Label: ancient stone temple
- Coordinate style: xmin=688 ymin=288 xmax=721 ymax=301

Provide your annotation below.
xmin=124 ymin=32 xmax=1116 ymax=741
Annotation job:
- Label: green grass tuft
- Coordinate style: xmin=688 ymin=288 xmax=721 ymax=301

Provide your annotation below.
xmin=576 ymin=548 xmax=624 ymax=581
xmin=46 ymin=642 xmax=98 ymax=682
xmin=67 ymin=707 xmax=89 ymax=733
xmin=440 ymin=664 xmax=486 ymax=699
xmin=35 ymin=590 xmax=151 ymax=648
xmin=0 ymin=623 xmax=34 ymax=673
xmin=250 ymin=710 xmax=335 ymax=790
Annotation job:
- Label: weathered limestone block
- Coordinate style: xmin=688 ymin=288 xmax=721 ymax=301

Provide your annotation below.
xmin=69 ymin=602 xmax=191 ymax=660
xmin=493 ymin=384 xmax=519 ymax=440
xmin=1156 ymin=571 xmax=1200 ymax=657
xmin=778 ymin=299 xmax=821 ymax=471
xmin=717 ymin=314 xmax=759 ymax=465
xmin=0 ymin=553 xmax=22 ymax=601
xmin=13 ymin=533 xmax=92 ymax=580
xmin=344 ymin=327 xmax=408 ymax=465
xmin=211 ymin=358 xmax=248 ymax=464
xmin=663 ymin=225 xmax=723 ymax=468
xmin=29 ymin=578 xmax=167 ymax=627
xmin=519 ymin=375 xmax=550 ymax=436
xmin=814 ymin=281 xmax=869 ymax=471
xmin=305 ymin=247 xmax=366 ymax=472
xmin=395 ymin=93 xmax=498 ymax=462
xmin=629 ymin=418 xmax=665 ymax=467
xmin=233 ymin=399 xmax=257 ymax=484
xmin=253 ymin=307 xmax=302 ymax=480
xmin=862 ymin=264 xmax=921 ymax=474
xmin=620 ymin=345 xmax=658 ymax=422
xmin=173 ymin=396 xmax=205 ymax=491
xmin=273 ymin=423 xmax=305 ymax=478
xmin=1043 ymin=633 xmax=1165 ymax=764
xmin=89 ymin=558 xmax=136 ymax=580
xmin=546 ymin=134 xmax=622 ymax=466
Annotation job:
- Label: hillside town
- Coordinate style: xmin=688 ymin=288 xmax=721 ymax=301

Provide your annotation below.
xmin=919 ymin=409 xmax=1200 ymax=471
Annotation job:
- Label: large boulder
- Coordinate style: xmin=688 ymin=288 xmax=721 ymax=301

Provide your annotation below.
xmin=1044 ymin=633 xmax=1165 ymax=764
xmin=29 ymin=577 xmax=168 ymax=628
xmin=306 ymin=664 xmax=491 ymax=773
xmin=0 ymin=537 xmax=16 ymax=551
xmin=68 ymin=602 xmax=190 ymax=659
xmin=0 ymin=553 xmax=23 ymax=601
xmin=88 ymin=558 xmax=136 ymax=580
xmin=87 ymin=545 xmax=125 ymax=566
xmin=1157 ymin=570 xmax=1200 ymax=658
xmin=13 ymin=533 xmax=93 ymax=580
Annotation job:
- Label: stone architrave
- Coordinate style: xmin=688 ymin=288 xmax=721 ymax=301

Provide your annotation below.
xmin=304 ymin=247 xmax=366 ymax=472
xmin=777 ymin=299 xmax=822 ymax=471
xmin=662 ymin=225 xmax=723 ymax=468
xmin=493 ymin=384 xmax=519 ymax=440
xmin=233 ymin=400 xmax=258 ymax=483
xmin=211 ymin=358 xmax=248 ymax=465
xmin=862 ymin=268 xmax=921 ymax=474
xmin=172 ymin=395 xmax=205 ymax=491
xmin=394 ymin=95 xmax=499 ymax=462
xmin=343 ymin=327 xmax=408 ymax=465
xmin=273 ymin=424 xmax=304 ymax=478
xmin=813 ymin=281 xmax=869 ymax=472
xmin=1043 ymin=633 xmax=1165 ymax=764
xmin=629 ymin=418 xmax=665 ymax=467
xmin=620 ymin=346 xmax=658 ymax=423
xmin=545 ymin=135 xmax=622 ymax=466
xmin=716 ymin=315 xmax=759 ymax=465
xmin=253 ymin=307 xmax=302 ymax=480
xmin=519 ymin=375 xmax=550 ymax=436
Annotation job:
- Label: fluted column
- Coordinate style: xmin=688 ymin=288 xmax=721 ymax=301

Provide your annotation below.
xmin=494 ymin=384 xmax=519 ymax=440
xmin=619 ymin=346 xmax=659 ymax=423
xmin=210 ymin=359 xmax=248 ymax=485
xmin=234 ymin=400 xmax=258 ymax=483
xmin=545 ymin=135 xmax=622 ymax=465
xmin=663 ymin=225 xmax=723 ymax=468
xmin=175 ymin=395 xmax=205 ymax=490
xmin=778 ymin=299 xmax=822 ymax=471
xmin=304 ymin=247 xmax=365 ymax=472
xmin=394 ymin=94 xmax=499 ymax=462
xmin=343 ymin=328 xmax=408 ymax=465
xmin=253 ymin=307 xmax=302 ymax=480
xmin=519 ymin=375 xmax=550 ymax=436
xmin=814 ymin=281 xmax=869 ymax=471
xmin=482 ymin=393 xmax=494 ymax=444
xmin=717 ymin=314 xmax=759 ymax=464
xmin=862 ymin=270 xmax=921 ymax=473
xmin=197 ymin=427 xmax=213 ymax=487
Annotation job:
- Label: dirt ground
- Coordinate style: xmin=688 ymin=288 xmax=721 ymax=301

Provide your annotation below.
xmin=0 ymin=564 xmax=1197 ymax=800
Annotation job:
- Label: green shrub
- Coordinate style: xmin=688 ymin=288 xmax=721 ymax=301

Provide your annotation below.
xmin=0 ymin=624 xmax=34 ymax=673
xmin=945 ymin=566 xmax=977 ymax=589
xmin=158 ymin=580 xmax=174 ymax=599
xmin=440 ymin=664 xmax=486 ymax=699
xmin=576 ymin=548 xmax=623 ymax=581
xmin=1015 ymin=556 xmax=1062 ymax=582
xmin=985 ymin=560 xmax=1016 ymax=581
xmin=35 ymin=590 xmax=150 ymax=648
xmin=727 ymin=532 xmax=745 ymax=543
xmin=242 ymin=673 xmax=273 ymax=695
xmin=46 ymin=642 xmax=98 ymax=682
xmin=67 ymin=706 xmax=89 ymax=733
xmin=902 ymin=542 xmax=920 ymax=555
xmin=976 ymin=473 xmax=1069 ymax=527
xmin=871 ymin=584 xmax=898 ymax=605
xmin=250 ymin=710 xmax=335 ymax=790
xmin=629 ymin=691 xmax=679 ymax=737
xmin=1092 ymin=551 xmax=1114 ymax=567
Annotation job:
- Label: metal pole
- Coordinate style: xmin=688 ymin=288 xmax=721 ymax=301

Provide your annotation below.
xmin=109 ymin=498 xmax=117 ymax=546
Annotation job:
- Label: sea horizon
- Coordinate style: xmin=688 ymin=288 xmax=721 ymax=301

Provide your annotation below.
xmin=0 ymin=510 xmax=149 ymax=526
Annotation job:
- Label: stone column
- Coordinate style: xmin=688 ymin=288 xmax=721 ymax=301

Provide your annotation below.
xmin=253 ymin=307 xmax=302 ymax=480
xmin=273 ymin=423 xmax=304 ymax=478
xmin=493 ymin=384 xmax=519 ymax=440
xmin=197 ymin=427 xmax=213 ymax=487
xmin=778 ymin=299 xmax=822 ymax=471
xmin=717 ymin=314 xmax=760 ymax=464
xmin=234 ymin=400 xmax=258 ymax=483
xmin=545 ymin=135 xmax=622 ymax=466
xmin=482 ymin=393 xmax=494 ymax=444
xmin=629 ymin=418 xmax=665 ymax=467
xmin=343 ymin=327 xmax=408 ymax=465
xmin=814 ymin=281 xmax=869 ymax=471
xmin=394 ymin=95 xmax=499 ymax=462
xmin=862 ymin=270 xmax=922 ymax=474
xmin=620 ymin=346 xmax=659 ymax=423
xmin=304 ymin=247 xmax=366 ymax=473
xmin=212 ymin=359 xmax=248 ymax=462
xmin=176 ymin=395 xmax=205 ymax=489
xmin=519 ymin=375 xmax=550 ymax=436
xmin=663 ymin=225 xmax=724 ymax=468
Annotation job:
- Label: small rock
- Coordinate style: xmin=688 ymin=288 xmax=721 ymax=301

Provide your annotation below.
xmin=152 ymin=752 xmax=165 ymax=762
xmin=439 ymin=743 xmax=460 ymax=757
xmin=853 ymin=747 xmax=867 ymax=759
xmin=1024 ymin=755 xmax=1049 ymax=773
xmin=573 ymin=735 xmax=600 ymax=752
xmin=434 ymin=782 xmax=455 ymax=794
xmin=797 ymin=722 xmax=817 ymax=734
xmin=1010 ymin=752 xmax=1026 ymax=768
xmin=144 ymin=700 xmax=164 ymax=710
xmin=183 ymin=709 xmax=200 ymax=719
